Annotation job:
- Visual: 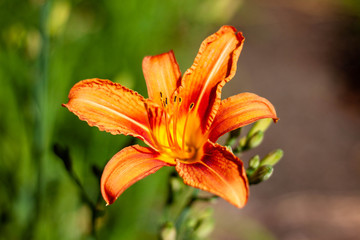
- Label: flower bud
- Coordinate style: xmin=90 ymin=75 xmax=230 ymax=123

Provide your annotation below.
xmin=170 ymin=176 xmax=183 ymax=193
xmin=160 ymin=222 xmax=176 ymax=240
xmin=195 ymin=218 xmax=215 ymax=238
xmin=247 ymin=118 xmax=273 ymax=138
xmin=249 ymin=155 xmax=260 ymax=169
xmin=225 ymin=128 xmax=241 ymax=148
xmin=47 ymin=1 xmax=71 ymax=37
xmin=192 ymin=208 xmax=215 ymax=238
xmin=246 ymin=130 xmax=264 ymax=149
xmin=248 ymin=165 xmax=273 ymax=185
xmin=260 ymin=149 xmax=283 ymax=167
xmin=238 ymin=136 xmax=247 ymax=149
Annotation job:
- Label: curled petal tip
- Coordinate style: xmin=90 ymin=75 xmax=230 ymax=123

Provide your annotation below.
xmin=105 ymin=197 xmax=115 ymax=205
xmin=103 ymin=194 xmax=114 ymax=206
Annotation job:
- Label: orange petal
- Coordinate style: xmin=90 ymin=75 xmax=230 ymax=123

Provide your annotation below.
xmin=63 ymin=79 xmax=155 ymax=148
xmin=101 ymin=145 xmax=171 ymax=205
xmin=176 ymin=141 xmax=249 ymax=208
xmin=208 ymin=92 xmax=278 ymax=142
xmin=177 ymin=26 xmax=244 ymax=134
xmin=142 ymin=50 xmax=181 ymax=105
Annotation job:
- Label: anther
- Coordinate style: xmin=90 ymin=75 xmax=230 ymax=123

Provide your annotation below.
xmin=160 ymin=92 xmax=163 ymax=98
xmin=189 ymin=103 xmax=194 ymax=110
xmin=165 ymin=97 xmax=168 ymax=105
xmin=179 ymin=98 xmax=182 ymax=103
xmin=174 ymin=96 xmax=177 ymax=102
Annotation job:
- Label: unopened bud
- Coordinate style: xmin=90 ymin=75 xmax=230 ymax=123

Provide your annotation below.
xmin=160 ymin=222 xmax=176 ymax=240
xmin=225 ymin=138 xmax=237 ymax=148
xmin=186 ymin=218 xmax=197 ymax=228
xmin=238 ymin=136 xmax=247 ymax=149
xmin=199 ymin=207 xmax=213 ymax=219
xmin=170 ymin=176 xmax=183 ymax=192
xmin=192 ymin=208 xmax=215 ymax=238
xmin=260 ymin=149 xmax=283 ymax=167
xmin=225 ymin=128 xmax=241 ymax=147
xmin=249 ymin=155 xmax=260 ymax=169
xmin=47 ymin=1 xmax=71 ymax=37
xmin=195 ymin=218 xmax=215 ymax=238
xmin=248 ymin=165 xmax=273 ymax=185
xmin=246 ymin=130 xmax=264 ymax=149
xmin=247 ymin=118 xmax=273 ymax=138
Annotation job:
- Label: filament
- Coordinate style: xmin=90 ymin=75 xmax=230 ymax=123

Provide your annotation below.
xmin=172 ymin=96 xmax=181 ymax=151
xmin=181 ymin=102 xmax=194 ymax=150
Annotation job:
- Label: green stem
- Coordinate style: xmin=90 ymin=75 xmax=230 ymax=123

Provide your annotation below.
xmin=53 ymin=143 xmax=104 ymax=239
xmin=163 ymin=171 xmax=217 ymax=236
xmin=27 ymin=1 xmax=52 ymax=239
xmin=164 ymin=172 xmax=196 ymax=223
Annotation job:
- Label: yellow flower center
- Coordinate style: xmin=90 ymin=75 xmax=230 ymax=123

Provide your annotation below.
xmin=148 ymin=92 xmax=201 ymax=163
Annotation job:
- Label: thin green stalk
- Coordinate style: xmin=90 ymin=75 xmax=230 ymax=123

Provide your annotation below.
xmin=53 ymin=143 xmax=105 ymax=239
xmin=162 ymin=171 xmax=218 ymax=239
xmin=28 ymin=1 xmax=52 ymax=238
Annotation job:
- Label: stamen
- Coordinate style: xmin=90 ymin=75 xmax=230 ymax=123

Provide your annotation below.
xmin=158 ymin=143 xmax=177 ymax=151
xmin=160 ymin=92 xmax=166 ymax=108
xmin=182 ymin=102 xmax=195 ymax=150
xmin=146 ymin=99 xmax=178 ymax=153
xmin=146 ymin=104 xmax=173 ymax=151
xmin=189 ymin=103 xmax=194 ymax=110
xmin=163 ymin=109 xmax=174 ymax=147
xmin=172 ymin=95 xmax=182 ymax=151
xmin=151 ymin=113 xmax=176 ymax=152
xmin=149 ymin=128 xmax=175 ymax=151
xmin=174 ymin=96 xmax=177 ymax=102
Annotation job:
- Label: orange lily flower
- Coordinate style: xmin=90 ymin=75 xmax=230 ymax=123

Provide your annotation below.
xmin=63 ymin=26 xmax=278 ymax=208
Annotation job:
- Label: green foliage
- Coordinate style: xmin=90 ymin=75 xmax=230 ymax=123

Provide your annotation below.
xmin=0 ymin=0 xmax=241 ymax=239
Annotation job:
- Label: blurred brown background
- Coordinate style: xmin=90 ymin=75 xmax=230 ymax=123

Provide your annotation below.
xmin=215 ymin=0 xmax=360 ymax=239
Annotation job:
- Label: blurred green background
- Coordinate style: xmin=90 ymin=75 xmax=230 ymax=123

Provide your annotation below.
xmin=1 ymin=0 xmax=360 ymax=239
xmin=0 ymin=0 xmax=244 ymax=239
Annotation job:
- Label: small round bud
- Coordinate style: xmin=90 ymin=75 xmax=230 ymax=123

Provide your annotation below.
xmin=248 ymin=165 xmax=273 ymax=185
xmin=247 ymin=118 xmax=272 ymax=138
xmin=160 ymin=222 xmax=176 ymax=240
xmin=246 ymin=130 xmax=264 ymax=149
xmin=249 ymin=155 xmax=260 ymax=170
xmin=260 ymin=149 xmax=284 ymax=167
